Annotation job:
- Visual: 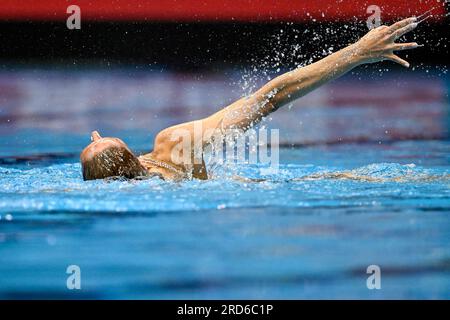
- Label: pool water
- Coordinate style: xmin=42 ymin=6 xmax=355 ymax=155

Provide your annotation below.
xmin=0 ymin=69 xmax=449 ymax=299
xmin=0 ymin=140 xmax=448 ymax=299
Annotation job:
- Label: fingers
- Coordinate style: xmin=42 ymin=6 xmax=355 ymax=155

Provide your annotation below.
xmin=388 ymin=17 xmax=417 ymax=32
xmin=389 ymin=42 xmax=423 ymax=51
xmin=416 ymin=7 xmax=438 ymax=20
xmin=386 ymin=54 xmax=410 ymax=68
xmin=390 ymin=22 xmax=418 ymax=40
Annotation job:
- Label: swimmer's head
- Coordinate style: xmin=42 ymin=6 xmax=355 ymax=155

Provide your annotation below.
xmin=80 ymin=131 xmax=148 ymax=181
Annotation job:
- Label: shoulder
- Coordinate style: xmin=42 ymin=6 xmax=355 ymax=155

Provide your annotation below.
xmin=154 ymin=121 xmax=196 ymax=147
xmin=151 ymin=121 xmax=197 ymax=162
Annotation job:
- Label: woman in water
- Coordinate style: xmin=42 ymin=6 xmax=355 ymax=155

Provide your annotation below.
xmin=81 ymin=17 xmax=422 ymax=181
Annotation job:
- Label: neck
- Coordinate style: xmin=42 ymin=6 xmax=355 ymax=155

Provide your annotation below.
xmin=138 ymin=154 xmax=186 ymax=180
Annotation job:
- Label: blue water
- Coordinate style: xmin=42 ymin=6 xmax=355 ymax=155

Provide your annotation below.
xmin=0 ymin=139 xmax=449 ymax=299
xmin=0 ymin=68 xmax=449 ymax=298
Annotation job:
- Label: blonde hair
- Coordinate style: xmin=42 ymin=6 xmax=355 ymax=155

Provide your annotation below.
xmin=81 ymin=145 xmax=147 ymax=180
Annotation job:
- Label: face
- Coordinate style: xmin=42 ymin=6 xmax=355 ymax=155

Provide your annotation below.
xmin=80 ymin=131 xmax=147 ymax=180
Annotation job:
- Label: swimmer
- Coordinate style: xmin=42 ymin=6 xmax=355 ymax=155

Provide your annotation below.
xmin=81 ymin=17 xmax=422 ymax=181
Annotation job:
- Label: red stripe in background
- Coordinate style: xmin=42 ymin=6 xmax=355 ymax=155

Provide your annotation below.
xmin=0 ymin=0 xmax=446 ymax=22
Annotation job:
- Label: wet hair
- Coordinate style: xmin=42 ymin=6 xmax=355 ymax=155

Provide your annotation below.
xmin=81 ymin=145 xmax=147 ymax=181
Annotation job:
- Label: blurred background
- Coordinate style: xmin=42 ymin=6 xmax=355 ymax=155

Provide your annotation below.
xmin=0 ymin=0 xmax=448 ymax=157
xmin=0 ymin=0 xmax=449 ymax=300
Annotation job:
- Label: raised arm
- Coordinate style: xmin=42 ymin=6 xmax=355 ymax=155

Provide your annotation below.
xmin=151 ymin=17 xmax=420 ymax=166
xmin=203 ymin=17 xmax=420 ymax=132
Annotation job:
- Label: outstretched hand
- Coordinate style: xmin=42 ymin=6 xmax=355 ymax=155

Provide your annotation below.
xmin=353 ymin=17 xmax=422 ymax=68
